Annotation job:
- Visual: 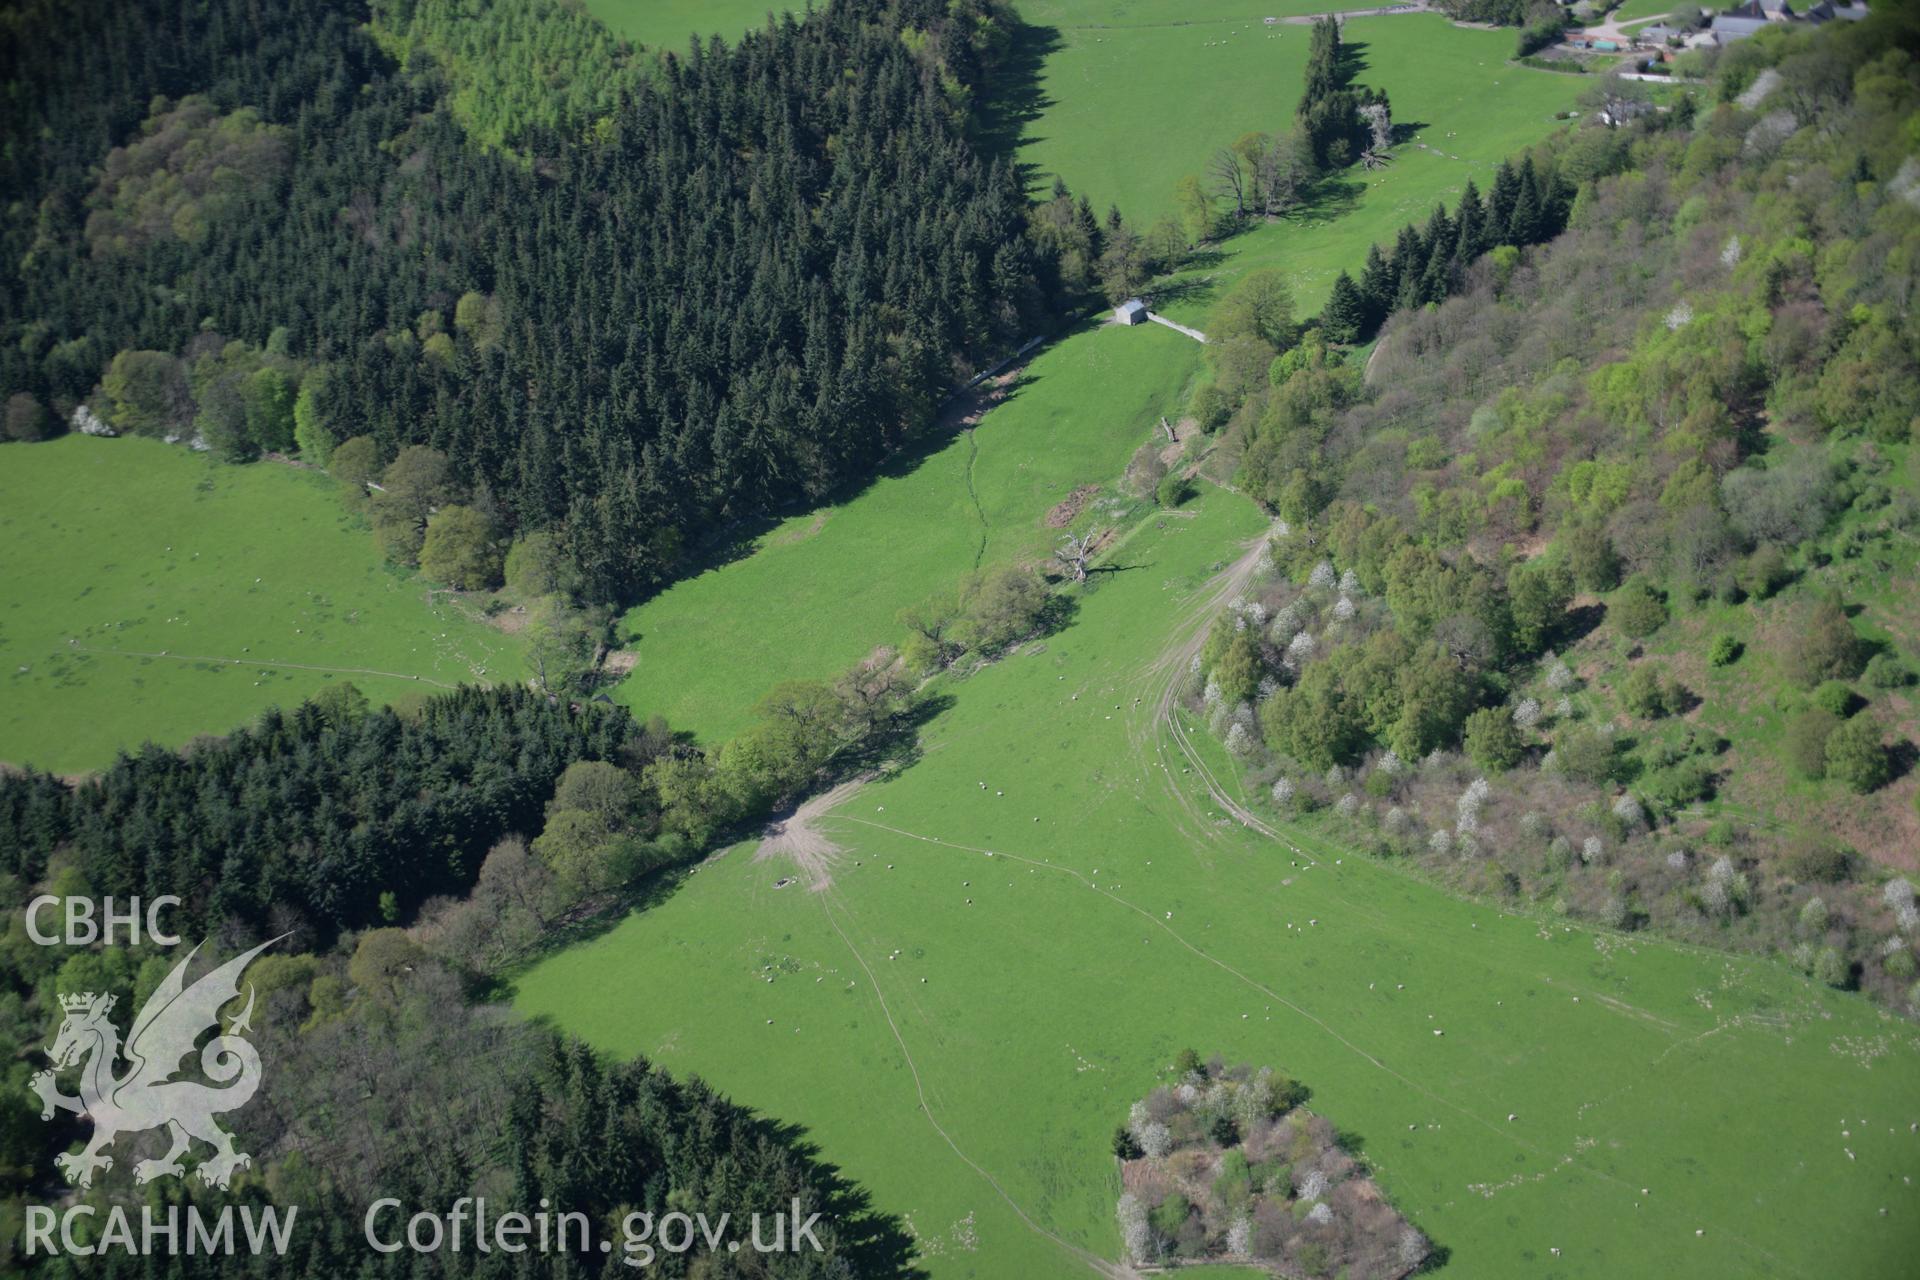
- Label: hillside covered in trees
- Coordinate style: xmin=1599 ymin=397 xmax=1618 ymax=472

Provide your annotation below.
xmin=0 ymin=667 xmax=930 ymax=1272
xmin=7 ymin=950 xmax=911 ymax=1278
xmin=0 ymin=0 xmax=1075 ymax=602
xmin=1187 ymin=10 xmax=1920 ymax=1009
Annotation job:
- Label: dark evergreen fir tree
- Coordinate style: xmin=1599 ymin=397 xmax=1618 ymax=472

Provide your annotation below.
xmin=1358 ymin=242 xmax=1395 ymax=329
xmin=1320 ymin=270 xmax=1367 ymax=343
xmin=1486 ymin=159 xmax=1519 ymax=245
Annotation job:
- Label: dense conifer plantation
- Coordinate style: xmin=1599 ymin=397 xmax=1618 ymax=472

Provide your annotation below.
xmin=0 ymin=687 xmax=647 ymax=940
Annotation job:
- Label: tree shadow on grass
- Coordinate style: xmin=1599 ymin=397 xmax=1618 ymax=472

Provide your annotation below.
xmin=1080 ymin=558 xmax=1155 ymax=588
xmin=1885 ymin=737 xmax=1919 ymax=786
xmin=872 ymin=373 xmax=1042 ymax=487
xmin=1204 ymin=169 xmax=1370 ymax=245
xmin=632 ymin=358 xmax=1052 ymax=601
xmin=970 ymin=17 xmax=1063 ymax=192
xmin=484 ymin=860 xmax=696 ymax=1000
xmin=1290 ymin=170 xmax=1367 ymax=227
xmin=1390 ymin=118 xmax=1432 ymax=146
xmin=1147 ymin=246 xmax=1229 ymax=304
xmin=1558 ymin=601 xmax=1607 ymax=649
xmin=1150 ymin=273 xmax=1224 ymax=310
xmin=1176 ymin=247 xmax=1230 ymax=274
xmin=1033 ymin=590 xmax=1081 ymax=641
xmin=839 ymin=691 xmax=957 ymax=778
xmin=734 ymin=1115 xmax=930 ymax=1279
xmin=1337 ymin=38 xmax=1370 ymax=86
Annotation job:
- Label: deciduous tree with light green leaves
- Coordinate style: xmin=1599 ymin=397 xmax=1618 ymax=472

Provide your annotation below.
xmin=1507 ymin=559 xmax=1572 ymax=655
xmin=525 ymin=596 xmax=602 ymax=698
xmin=1824 ymin=717 xmax=1889 ymax=794
xmin=241 ymin=365 xmax=296 ymax=453
xmin=292 ymin=367 xmax=337 ymax=464
xmin=1212 ymin=270 xmax=1298 ymax=351
xmin=420 ymin=504 xmax=503 ymax=590
xmin=504 ymin=530 xmax=581 ymax=601
xmin=102 ymin=350 xmax=190 ymax=436
xmin=1609 ymin=576 xmax=1668 ymax=638
xmin=1464 ymin=706 xmax=1525 ymax=772
xmin=371 ymin=445 xmax=456 ymax=565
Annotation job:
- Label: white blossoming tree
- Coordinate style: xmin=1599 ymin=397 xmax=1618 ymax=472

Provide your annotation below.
xmin=1116 ymin=1194 xmax=1150 ymax=1263
xmin=1885 ymin=878 xmax=1915 ymax=912
xmin=1398 ymin=1227 xmax=1430 ymax=1269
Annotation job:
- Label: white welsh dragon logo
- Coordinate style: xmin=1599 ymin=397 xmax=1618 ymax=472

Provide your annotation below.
xmin=30 ymin=937 xmax=281 ymax=1189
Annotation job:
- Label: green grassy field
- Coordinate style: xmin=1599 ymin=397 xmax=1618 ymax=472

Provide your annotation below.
xmin=0 ymin=437 xmax=517 ymax=773
xmin=1609 ymin=0 xmax=1678 ymax=24
xmin=520 ymin=485 xmax=1920 ymax=1280
xmin=613 ymin=319 xmax=1201 ymax=742
xmin=582 ymin=0 xmax=790 ymax=48
xmin=1015 ymin=9 xmax=1591 ymax=316
xmin=1171 ymin=15 xmax=1594 ymax=317
xmin=1014 ymin=8 xmax=1587 ymax=224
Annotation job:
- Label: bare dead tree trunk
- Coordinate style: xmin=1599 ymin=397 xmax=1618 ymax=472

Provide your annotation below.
xmin=1359 ymin=102 xmax=1393 ymax=170
xmin=1056 ymin=531 xmax=1097 ymax=583
xmin=1209 ymin=149 xmax=1247 ymax=221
